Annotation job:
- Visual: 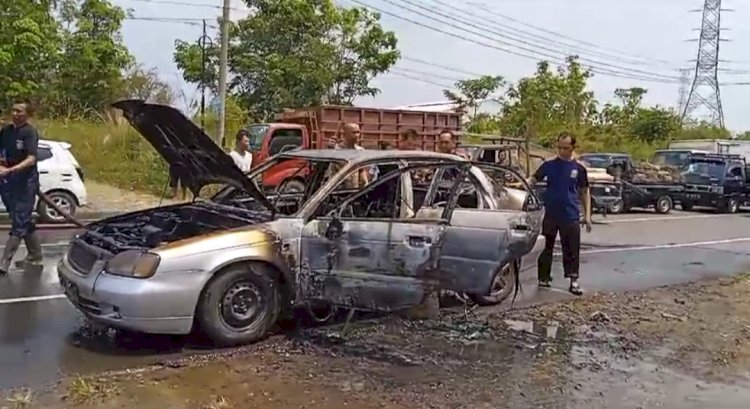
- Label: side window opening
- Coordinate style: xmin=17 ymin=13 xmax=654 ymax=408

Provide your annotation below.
xmin=727 ymin=166 xmax=743 ymax=178
xmin=268 ymin=129 xmax=303 ymax=156
xmin=37 ymin=147 xmax=53 ymax=162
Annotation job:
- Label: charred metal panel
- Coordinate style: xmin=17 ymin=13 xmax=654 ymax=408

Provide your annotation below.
xmin=298 ymin=219 xmax=442 ymax=312
xmin=437 ymin=209 xmax=537 ymax=294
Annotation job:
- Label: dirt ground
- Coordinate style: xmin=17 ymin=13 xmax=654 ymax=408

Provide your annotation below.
xmin=5 ymin=274 xmax=750 ymax=409
xmin=83 ymin=181 xmax=181 ymax=213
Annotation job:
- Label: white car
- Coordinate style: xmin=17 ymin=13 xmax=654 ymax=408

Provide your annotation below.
xmin=0 ymin=139 xmax=87 ymax=223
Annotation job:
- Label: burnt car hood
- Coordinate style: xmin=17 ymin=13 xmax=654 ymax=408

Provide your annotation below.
xmin=112 ymin=99 xmax=273 ymax=210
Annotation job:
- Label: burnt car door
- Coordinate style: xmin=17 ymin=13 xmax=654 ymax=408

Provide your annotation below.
xmin=429 ymin=163 xmax=544 ymax=296
xmin=298 ymin=161 xmax=446 ymax=312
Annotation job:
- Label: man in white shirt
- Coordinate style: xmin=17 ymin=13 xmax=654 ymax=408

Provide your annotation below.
xmin=229 ymin=129 xmax=253 ymax=173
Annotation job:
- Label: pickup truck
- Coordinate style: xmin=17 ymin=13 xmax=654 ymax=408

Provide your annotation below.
xmin=680 ymin=153 xmax=750 ymax=213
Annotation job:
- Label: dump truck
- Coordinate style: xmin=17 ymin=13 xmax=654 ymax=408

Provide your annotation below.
xmin=245 ymin=105 xmax=462 ymax=190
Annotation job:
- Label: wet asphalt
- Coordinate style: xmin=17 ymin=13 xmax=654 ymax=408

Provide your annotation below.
xmin=0 ymin=210 xmax=749 ymax=389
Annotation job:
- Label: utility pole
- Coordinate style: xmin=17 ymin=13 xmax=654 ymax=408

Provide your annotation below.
xmin=217 ymin=0 xmax=231 ymax=145
xmin=682 ymin=0 xmax=731 ymax=128
xmin=198 ymin=19 xmax=214 ymax=132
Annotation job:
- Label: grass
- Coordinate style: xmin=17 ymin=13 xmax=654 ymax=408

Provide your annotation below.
xmin=5 ymin=389 xmax=33 ymax=409
xmin=65 ymin=376 xmax=120 ymax=405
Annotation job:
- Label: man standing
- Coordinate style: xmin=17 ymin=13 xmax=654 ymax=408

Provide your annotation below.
xmin=0 ymin=100 xmax=43 ymax=274
xmin=527 ymin=132 xmax=592 ymax=295
xmin=436 ymin=129 xmax=468 ymax=159
xmin=229 ymin=129 xmax=253 ymax=173
xmin=334 ymin=122 xmax=371 ymax=187
xmin=398 ymin=129 xmax=420 ymax=150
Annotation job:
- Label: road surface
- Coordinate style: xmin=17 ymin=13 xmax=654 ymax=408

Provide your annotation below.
xmin=0 ymin=210 xmax=748 ymax=390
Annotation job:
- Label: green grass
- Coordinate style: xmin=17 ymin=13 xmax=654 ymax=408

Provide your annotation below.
xmin=38 ymin=119 xmax=170 ymax=195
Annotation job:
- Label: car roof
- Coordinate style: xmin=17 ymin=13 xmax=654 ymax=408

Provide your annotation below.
xmin=278 ymin=149 xmax=466 ymax=164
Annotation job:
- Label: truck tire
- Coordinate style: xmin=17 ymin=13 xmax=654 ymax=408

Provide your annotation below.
xmin=279 ymin=179 xmax=306 ymax=194
xmin=721 ymin=197 xmax=739 ymax=214
xmin=680 ymin=201 xmax=695 ymax=211
xmin=608 ymin=198 xmax=624 ymax=214
xmin=654 ymin=195 xmax=673 ymax=214
xmin=195 ymin=262 xmax=280 ymax=347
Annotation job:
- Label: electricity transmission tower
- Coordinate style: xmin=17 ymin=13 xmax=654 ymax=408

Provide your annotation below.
xmin=677 ymin=68 xmax=692 ymax=115
xmin=682 ymin=0 xmax=730 ymax=128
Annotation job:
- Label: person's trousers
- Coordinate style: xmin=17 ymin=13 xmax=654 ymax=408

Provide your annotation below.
xmin=4 ymin=178 xmax=38 ymax=238
xmin=537 ymin=215 xmax=581 ymax=281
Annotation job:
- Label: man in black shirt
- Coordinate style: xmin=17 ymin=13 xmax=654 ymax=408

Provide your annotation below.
xmin=0 ymin=100 xmax=43 ymax=274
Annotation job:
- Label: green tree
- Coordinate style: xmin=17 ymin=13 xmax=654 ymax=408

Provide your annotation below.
xmin=120 ymin=64 xmax=175 ymax=105
xmin=0 ymin=1 xmax=61 ymax=107
xmin=49 ymin=0 xmax=133 ymax=117
xmin=173 ymin=0 xmax=398 ymax=119
xmin=443 ymin=75 xmax=504 ymax=120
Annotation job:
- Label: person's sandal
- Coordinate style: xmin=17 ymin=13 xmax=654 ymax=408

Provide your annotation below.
xmin=538 ymin=279 xmax=552 ymax=288
xmin=569 ymin=281 xmax=583 ymax=296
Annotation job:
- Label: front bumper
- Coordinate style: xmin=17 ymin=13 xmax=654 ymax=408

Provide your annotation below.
xmin=56 ymin=256 xmax=198 ymax=335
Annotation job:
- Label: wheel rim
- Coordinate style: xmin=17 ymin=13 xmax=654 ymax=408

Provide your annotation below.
xmin=219 ymin=280 xmax=264 ymax=330
xmin=489 ymin=264 xmax=512 ymax=296
xmin=659 ymin=199 xmax=669 ymax=212
xmin=47 ymin=196 xmax=72 ymax=221
xmin=610 ymin=199 xmax=623 ymax=213
xmin=730 ymin=200 xmax=738 ymax=212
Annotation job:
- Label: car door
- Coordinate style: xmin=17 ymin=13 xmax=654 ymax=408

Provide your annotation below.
xmin=298 ymin=161 xmax=444 ymax=312
xmin=433 ymin=163 xmax=544 ymax=295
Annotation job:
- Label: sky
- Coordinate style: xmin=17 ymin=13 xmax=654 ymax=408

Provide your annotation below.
xmin=114 ymin=0 xmax=750 ymax=131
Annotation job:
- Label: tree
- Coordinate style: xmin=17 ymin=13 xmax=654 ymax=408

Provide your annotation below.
xmin=48 ymin=0 xmax=133 ymax=117
xmin=443 ymin=75 xmax=504 ymax=119
xmin=173 ymin=0 xmax=399 ymax=119
xmin=0 ymin=1 xmax=62 ymax=108
xmin=120 ymin=64 xmax=175 ymax=105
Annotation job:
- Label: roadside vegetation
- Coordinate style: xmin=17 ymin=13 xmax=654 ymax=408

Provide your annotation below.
xmin=3 ymin=0 xmax=747 ymax=195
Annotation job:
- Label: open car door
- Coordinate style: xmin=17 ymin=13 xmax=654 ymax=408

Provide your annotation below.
xmin=428 ymin=162 xmax=544 ymax=297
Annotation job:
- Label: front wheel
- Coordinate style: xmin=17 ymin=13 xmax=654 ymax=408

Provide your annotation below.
xmin=721 ymin=197 xmax=739 ymax=214
xmin=195 ymin=263 xmax=280 ymax=347
xmin=468 ymin=262 xmax=518 ymax=306
xmin=608 ymin=198 xmax=624 ymax=214
xmin=654 ymin=195 xmax=673 ymax=214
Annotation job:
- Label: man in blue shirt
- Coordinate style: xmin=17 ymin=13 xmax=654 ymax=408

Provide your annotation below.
xmin=528 ymin=133 xmax=592 ymax=295
xmin=0 ymin=100 xmax=43 ymax=274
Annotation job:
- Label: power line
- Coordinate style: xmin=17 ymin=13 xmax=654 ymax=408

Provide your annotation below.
xmin=394 ymin=66 xmax=463 ymax=83
xmin=124 ymin=0 xmax=244 ymax=12
xmin=401 ymin=56 xmax=487 ymax=78
xmin=351 ymin=0 xmax=681 ymax=84
xmin=465 ymin=1 xmax=679 ymax=69
xmin=388 ymin=69 xmax=456 ymax=89
xmin=384 ymin=0 xmax=680 ymax=82
xmin=125 ymin=16 xmax=219 ymax=29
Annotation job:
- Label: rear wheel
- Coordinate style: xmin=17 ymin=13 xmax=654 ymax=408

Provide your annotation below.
xmin=37 ymin=190 xmax=77 ymax=224
xmin=608 ymin=198 xmax=624 ymax=214
xmin=195 ymin=263 xmax=280 ymax=347
xmin=468 ymin=262 xmax=517 ymax=306
xmin=654 ymin=195 xmax=673 ymax=214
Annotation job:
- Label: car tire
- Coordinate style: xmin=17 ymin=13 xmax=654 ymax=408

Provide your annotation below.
xmin=680 ymin=200 xmax=695 ymax=211
xmin=654 ymin=195 xmax=673 ymax=214
xmin=195 ymin=262 xmax=280 ymax=347
xmin=468 ymin=261 xmax=517 ymax=306
xmin=280 ymin=179 xmax=306 ymax=194
xmin=37 ymin=190 xmax=77 ymax=224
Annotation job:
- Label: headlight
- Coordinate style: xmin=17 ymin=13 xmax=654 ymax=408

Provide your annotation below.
xmin=105 ymin=250 xmax=161 ymax=279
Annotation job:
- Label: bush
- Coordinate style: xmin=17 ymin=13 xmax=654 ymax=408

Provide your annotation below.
xmin=38 ymin=119 xmax=170 ymax=194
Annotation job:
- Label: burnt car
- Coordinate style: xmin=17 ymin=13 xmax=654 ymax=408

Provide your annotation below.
xmin=57 ymin=100 xmax=544 ymax=347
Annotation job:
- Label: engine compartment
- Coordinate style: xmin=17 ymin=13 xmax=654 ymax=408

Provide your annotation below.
xmin=80 ymin=202 xmax=273 ymax=253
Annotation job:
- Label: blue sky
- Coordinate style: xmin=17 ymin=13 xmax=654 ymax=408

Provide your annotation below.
xmin=115 ymin=0 xmax=750 ymax=131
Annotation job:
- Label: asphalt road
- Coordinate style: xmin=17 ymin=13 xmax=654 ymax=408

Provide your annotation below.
xmin=0 ymin=210 xmax=749 ymax=390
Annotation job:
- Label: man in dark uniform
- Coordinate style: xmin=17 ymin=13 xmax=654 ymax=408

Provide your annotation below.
xmin=0 ymin=100 xmax=43 ymax=274
xmin=527 ymin=132 xmax=592 ymax=295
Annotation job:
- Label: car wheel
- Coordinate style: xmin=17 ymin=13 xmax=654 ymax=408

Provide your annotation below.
xmin=468 ymin=262 xmax=517 ymax=306
xmin=680 ymin=200 xmax=695 ymax=211
xmin=722 ymin=197 xmax=739 ymax=214
xmin=280 ymin=179 xmax=305 ymax=194
xmin=654 ymin=195 xmax=673 ymax=214
xmin=37 ymin=191 xmax=77 ymax=224
xmin=196 ymin=262 xmax=280 ymax=347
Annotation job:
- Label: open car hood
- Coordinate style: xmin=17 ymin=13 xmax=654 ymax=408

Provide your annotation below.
xmin=112 ymin=100 xmax=273 ymax=211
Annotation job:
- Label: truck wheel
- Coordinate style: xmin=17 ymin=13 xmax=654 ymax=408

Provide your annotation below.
xmin=468 ymin=262 xmax=517 ymax=306
xmin=680 ymin=201 xmax=694 ymax=211
xmin=608 ymin=198 xmax=624 ymax=214
xmin=655 ymin=195 xmax=673 ymax=214
xmin=279 ymin=179 xmax=306 ymax=194
xmin=721 ymin=197 xmax=739 ymax=214
xmin=195 ymin=262 xmax=280 ymax=347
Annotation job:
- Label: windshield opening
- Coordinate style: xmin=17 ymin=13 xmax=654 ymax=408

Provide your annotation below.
xmin=685 ymin=161 xmax=725 ymax=179
xmin=246 ymin=124 xmax=269 ymax=150
xmin=578 ymin=155 xmax=612 ymax=169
